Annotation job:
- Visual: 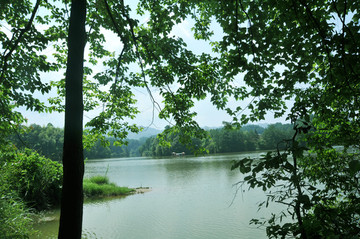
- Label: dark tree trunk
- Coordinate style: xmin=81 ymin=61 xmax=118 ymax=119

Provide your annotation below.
xmin=58 ymin=0 xmax=86 ymax=238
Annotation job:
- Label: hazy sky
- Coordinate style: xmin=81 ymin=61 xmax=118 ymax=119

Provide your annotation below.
xmin=16 ymin=1 xmax=290 ymax=130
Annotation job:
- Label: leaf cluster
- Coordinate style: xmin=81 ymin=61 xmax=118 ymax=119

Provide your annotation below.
xmin=0 ymin=145 xmax=63 ymax=210
xmin=232 ymin=122 xmax=360 ymax=238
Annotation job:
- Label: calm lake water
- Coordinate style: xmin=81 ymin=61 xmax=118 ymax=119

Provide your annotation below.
xmin=33 ymin=152 xmax=284 ymax=239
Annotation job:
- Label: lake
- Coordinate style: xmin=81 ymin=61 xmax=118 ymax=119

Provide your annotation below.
xmin=33 ymin=152 xmax=283 ymax=238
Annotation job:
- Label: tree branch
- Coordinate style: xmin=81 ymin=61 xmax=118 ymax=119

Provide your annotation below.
xmin=298 ymin=0 xmax=334 ymax=82
xmin=0 ymin=0 xmax=41 ymax=83
xmin=102 ymin=0 xmax=166 ymax=128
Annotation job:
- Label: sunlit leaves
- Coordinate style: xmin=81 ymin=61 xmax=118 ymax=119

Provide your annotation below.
xmin=0 ymin=0 xmax=66 ymax=139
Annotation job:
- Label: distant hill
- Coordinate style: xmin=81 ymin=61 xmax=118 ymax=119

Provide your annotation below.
xmin=203 ymin=124 xmax=268 ymax=131
xmin=126 ymin=124 xmax=269 ymax=140
xmin=202 ymin=126 xmax=221 ymax=130
xmin=127 ymin=127 xmax=162 ymax=140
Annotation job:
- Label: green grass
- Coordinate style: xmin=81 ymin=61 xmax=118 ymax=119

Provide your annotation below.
xmin=83 ymin=176 xmax=135 ymax=198
xmin=0 ymin=193 xmax=34 ymax=238
xmin=87 ymin=175 xmax=109 ymax=185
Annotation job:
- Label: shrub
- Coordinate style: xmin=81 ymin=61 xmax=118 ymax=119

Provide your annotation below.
xmin=0 ymin=145 xmax=34 ymax=238
xmin=1 ymin=147 xmax=63 ymax=210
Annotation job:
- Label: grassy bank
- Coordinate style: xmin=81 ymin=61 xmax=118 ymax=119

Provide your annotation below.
xmin=83 ymin=176 xmax=135 ymax=198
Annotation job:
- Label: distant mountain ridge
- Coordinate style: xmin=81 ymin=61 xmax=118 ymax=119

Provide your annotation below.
xmin=127 ymin=127 xmax=162 ymax=139
xmin=127 ymin=123 xmax=270 ymax=140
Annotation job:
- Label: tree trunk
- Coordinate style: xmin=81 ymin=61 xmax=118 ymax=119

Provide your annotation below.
xmin=58 ymin=0 xmax=86 ymax=238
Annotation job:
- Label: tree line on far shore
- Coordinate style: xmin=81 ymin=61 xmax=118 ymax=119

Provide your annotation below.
xmin=9 ymin=123 xmax=296 ymax=161
xmin=139 ymin=123 xmax=295 ymax=157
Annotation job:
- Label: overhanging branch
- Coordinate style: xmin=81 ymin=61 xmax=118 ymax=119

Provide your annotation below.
xmin=0 ymin=0 xmax=41 ymax=83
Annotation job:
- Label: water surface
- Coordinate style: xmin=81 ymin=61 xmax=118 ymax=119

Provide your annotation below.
xmin=34 ymin=153 xmax=281 ymax=238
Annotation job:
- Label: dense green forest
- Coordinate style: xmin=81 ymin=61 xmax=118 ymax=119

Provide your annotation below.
xmin=139 ymin=124 xmax=296 ymax=156
xmin=9 ymin=123 xmax=295 ymax=161
xmin=9 ymin=124 xmax=64 ymax=161
xmin=9 ymin=124 xmax=147 ymax=160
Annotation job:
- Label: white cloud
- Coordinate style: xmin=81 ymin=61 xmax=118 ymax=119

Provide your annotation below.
xmin=170 ymin=19 xmax=192 ymax=39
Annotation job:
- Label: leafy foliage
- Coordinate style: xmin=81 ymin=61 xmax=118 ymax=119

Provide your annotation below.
xmin=9 ymin=123 xmax=64 ymax=161
xmin=0 ymin=143 xmax=62 ymax=237
xmin=0 ymin=145 xmax=63 ymax=211
xmin=0 ymin=0 xmax=61 ymax=141
xmin=0 ymin=147 xmax=34 ymax=238
xmin=232 ymin=122 xmax=360 ymax=238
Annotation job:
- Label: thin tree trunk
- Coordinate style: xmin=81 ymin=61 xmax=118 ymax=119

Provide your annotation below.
xmin=291 ymin=130 xmax=307 ymax=239
xmin=58 ymin=0 xmax=86 ymax=238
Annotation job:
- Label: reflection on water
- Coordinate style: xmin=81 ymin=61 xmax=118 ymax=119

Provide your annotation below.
xmin=32 ymin=153 xmax=280 ymax=239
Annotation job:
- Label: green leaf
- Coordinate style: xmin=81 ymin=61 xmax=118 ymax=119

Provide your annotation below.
xmin=349 ymin=160 xmax=360 ymax=176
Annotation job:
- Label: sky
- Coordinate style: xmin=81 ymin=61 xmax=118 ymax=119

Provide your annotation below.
xmin=15 ymin=1 xmax=290 ymax=130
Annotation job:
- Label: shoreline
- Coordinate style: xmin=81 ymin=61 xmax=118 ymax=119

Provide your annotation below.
xmin=134 ymin=187 xmax=152 ymax=194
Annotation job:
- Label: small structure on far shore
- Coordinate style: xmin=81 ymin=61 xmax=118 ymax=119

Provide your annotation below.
xmin=172 ymin=152 xmax=185 ymax=157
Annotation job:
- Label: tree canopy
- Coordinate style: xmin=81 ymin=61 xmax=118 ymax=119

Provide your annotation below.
xmin=1 ymin=0 xmax=359 ymax=238
xmin=2 ymin=0 xmax=359 ymax=146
